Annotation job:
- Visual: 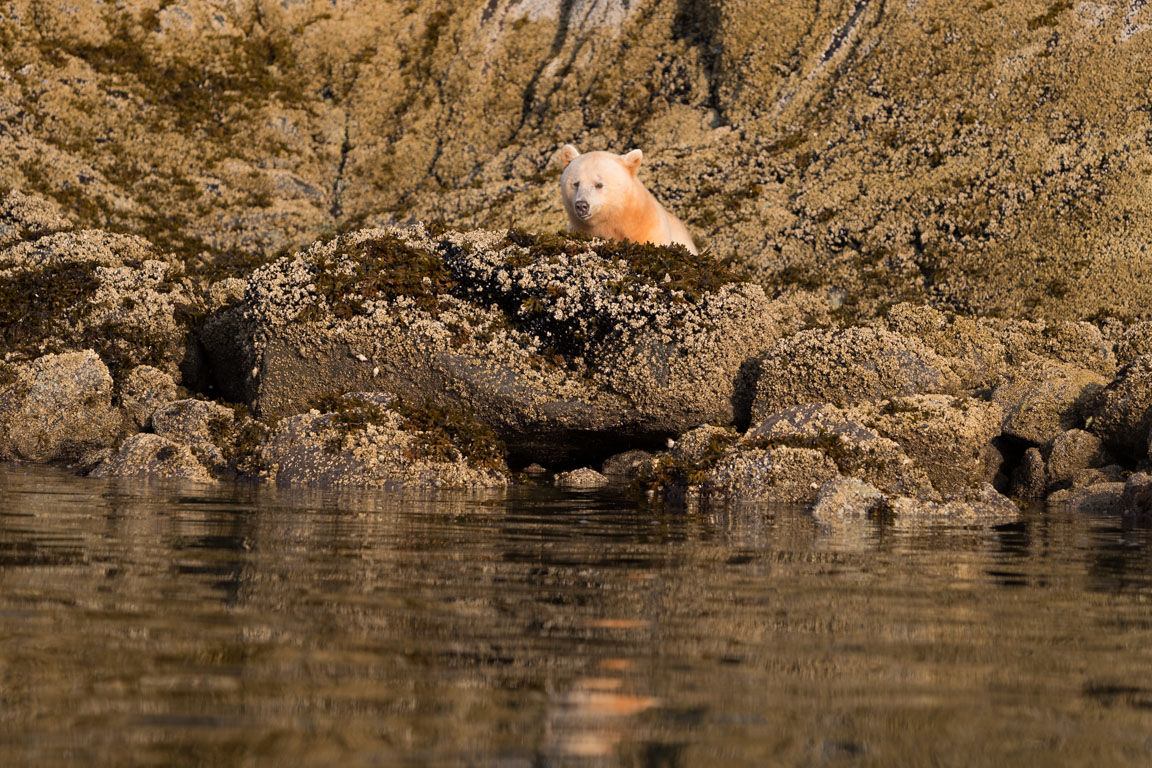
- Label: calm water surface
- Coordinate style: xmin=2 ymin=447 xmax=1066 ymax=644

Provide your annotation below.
xmin=2 ymin=465 xmax=1152 ymax=766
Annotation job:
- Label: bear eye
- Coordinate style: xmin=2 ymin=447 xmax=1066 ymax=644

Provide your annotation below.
xmin=572 ymin=180 xmax=580 ymax=188
xmin=595 ymin=182 xmax=603 ymax=189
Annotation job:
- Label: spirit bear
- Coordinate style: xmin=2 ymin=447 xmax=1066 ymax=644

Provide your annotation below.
xmin=559 ymin=144 xmax=697 ymax=254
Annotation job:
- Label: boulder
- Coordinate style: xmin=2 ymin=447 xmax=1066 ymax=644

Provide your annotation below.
xmin=1089 ymin=356 xmax=1152 ymax=461
xmin=0 ymin=189 xmax=72 ymax=247
xmin=261 ymin=393 xmax=508 ymax=490
xmin=850 ymin=394 xmax=1003 ymax=496
xmin=882 ymin=303 xmax=1007 ymax=390
xmin=751 ymin=327 xmax=962 ymax=422
xmin=205 ymin=226 xmax=780 ymax=466
xmin=2 ymin=351 xmax=123 ymax=462
xmin=554 ymin=467 xmax=610 ymax=488
xmin=601 ymin=449 xmax=654 ymax=478
xmin=151 ymin=399 xmax=248 ymax=477
xmin=1010 ymin=447 xmax=1047 ymax=502
xmin=992 ymin=361 xmax=1106 ymax=446
xmin=1047 ymin=483 xmax=1126 ymax=514
xmin=810 ymin=476 xmax=887 ymax=519
xmin=0 ymin=230 xmax=203 ymax=380
xmin=118 ymin=365 xmax=179 ymax=430
xmin=1047 ymin=429 xmax=1113 ymax=487
xmin=90 ymin=434 xmax=214 ymax=484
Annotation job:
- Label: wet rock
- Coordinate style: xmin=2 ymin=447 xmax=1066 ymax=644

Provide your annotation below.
xmin=850 ymin=394 xmax=1003 ymax=496
xmin=601 ymin=449 xmax=654 ymax=478
xmin=90 ymin=433 xmax=215 ymax=484
xmin=751 ymin=327 xmax=962 ymax=422
xmin=743 ymin=403 xmax=936 ymax=500
xmin=992 ymin=361 xmax=1106 ymax=446
xmin=810 ymin=476 xmax=887 ymax=519
xmin=1088 ymin=356 xmax=1152 ymax=461
xmin=2 ymin=351 xmax=123 ymax=463
xmin=554 ymin=467 xmax=609 ymax=488
xmin=1047 ymin=429 xmax=1113 ymax=487
xmin=151 ymin=399 xmax=240 ymax=477
xmin=261 ymin=393 xmax=508 ymax=490
xmin=1047 ymin=483 xmax=1126 ymax=514
xmin=1010 ymin=447 xmax=1047 ymax=502
xmin=1120 ymin=473 xmax=1152 ymax=515
xmin=118 ymin=365 xmax=179 ymax=430
xmin=886 ymin=484 xmax=1018 ymax=521
xmin=0 ymin=230 xmax=203 ymax=380
xmin=211 ymin=226 xmax=778 ymax=465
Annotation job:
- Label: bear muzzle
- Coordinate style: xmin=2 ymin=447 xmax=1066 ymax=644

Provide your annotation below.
xmin=573 ymin=200 xmax=591 ymax=219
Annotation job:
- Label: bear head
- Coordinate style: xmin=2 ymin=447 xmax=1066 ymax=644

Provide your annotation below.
xmin=558 ymin=145 xmax=643 ymax=226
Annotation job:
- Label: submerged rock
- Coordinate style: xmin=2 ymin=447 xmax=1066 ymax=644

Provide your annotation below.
xmin=554 ymin=467 xmax=610 ymax=488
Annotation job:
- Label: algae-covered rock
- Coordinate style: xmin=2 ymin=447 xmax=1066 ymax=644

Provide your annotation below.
xmin=118 ymin=365 xmax=178 ymax=430
xmin=0 ymin=189 xmax=72 ymax=247
xmin=991 ymin=361 xmax=1107 ymax=446
xmin=2 ymin=350 xmax=123 ymax=462
xmin=261 ymin=393 xmax=508 ymax=490
xmin=150 ymin=398 xmax=269 ymax=479
xmin=554 ymin=467 xmax=610 ymax=488
xmin=90 ymin=433 xmax=215 ymax=484
xmin=751 ymin=327 xmax=962 ymax=422
xmin=0 ymin=230 xmax=202 ymax=380
xmin=850 ymin=394 xmax=1003 ymax=496
xmin=1047 ymin=429 xmax=1113 ymax=487
xmin=1088 ymin=356 xmax=1152 ymax=461
xmin=207 ymin=226 xmax=777 ymax=465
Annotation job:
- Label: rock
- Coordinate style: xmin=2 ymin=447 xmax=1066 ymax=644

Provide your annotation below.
xmin=118 ymin=365 xmax=179 ymax=430
xmin=1047 ymin=429 xmax=1113 ymax=487
xmin=706 ymin=444 xmax=841 ymax=506
xmin=554 ymin=467 xmax=609 ymax=488
xmin=601 ymin=449 xmax=654 ymax=478
xmin=1010 ymin=447 xmax=1047 ymax=502
xmin=1070 ymin=465 xmax=1126 ymax=489
xmin=1115 ymin=323 xmax=1152 ymax=367
xmin=995 ymin=319 xmax=1116 ymax=377
xmin=261 ymin=393 xmax=508 ymax=490
xmin=90 ymin=433 xmax=215 ymax=484
xmin=886 ymin=484 xmax=1019 ymax=520
xmin=0 ymin=230 xmax=203 ymax=380
xmin=1047 ymin=483 xmax=1126 ymax=514
xmin=208 ymin=226 xmax=778 ymax=465
xmin=751 ymin=327 xmax=962 ymax=422
xmin=850 ymin=394 xmax=1003 ymax=496
xmin=0 ymin=189 xmax=72 ymax=247
xmin=151 ymin=399 xmax=239 ymax=476
xmin=1089 ymin=356 xmax=1152 ymax=461
xmin=810 ymin=476 xmax=887 ymax=519
xmin=992 ymin=361 xmax=1106 ymax=446
xmin=743 ymin=403 xmax=937 ymax=500
xmin=882 ymin=303 xmax=1007 ymax=390
xmin=1120 ymin=473 xmax=1152 ymax=515
xmin=3 ymin=351 xmax=123 ymax=462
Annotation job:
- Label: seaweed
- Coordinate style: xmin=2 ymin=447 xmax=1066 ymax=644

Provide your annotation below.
xmin=307 ymin=234 xmax=455 ymax=320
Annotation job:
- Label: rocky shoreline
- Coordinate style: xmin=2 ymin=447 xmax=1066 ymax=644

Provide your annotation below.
xmin=3 ymin=217 xmax=1152 ymax=518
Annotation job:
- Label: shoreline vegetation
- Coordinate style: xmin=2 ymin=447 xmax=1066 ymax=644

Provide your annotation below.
xmin=4 ymin=2 xmax=1152 ymax=517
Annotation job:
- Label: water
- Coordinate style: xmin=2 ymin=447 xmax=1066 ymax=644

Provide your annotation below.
xmin=1 ymin=465 xmax=1151 ymax=766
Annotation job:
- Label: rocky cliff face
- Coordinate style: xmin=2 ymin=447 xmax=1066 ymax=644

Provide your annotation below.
xmin=3 ymin=1 xmax=1150 ymax=320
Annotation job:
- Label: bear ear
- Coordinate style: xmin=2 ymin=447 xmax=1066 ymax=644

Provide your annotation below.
xmin=559 ymin=144 xmax=581 ymax=169
xmin=620 ymin=149 xmax=643 ymax=175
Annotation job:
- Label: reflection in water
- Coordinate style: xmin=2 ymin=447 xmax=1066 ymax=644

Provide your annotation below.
xmin=1 ymin=465 xmax=1152 ymax=765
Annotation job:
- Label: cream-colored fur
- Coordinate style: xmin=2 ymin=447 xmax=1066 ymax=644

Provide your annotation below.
xmin=559 ymin=144 xmax=697 ymax=254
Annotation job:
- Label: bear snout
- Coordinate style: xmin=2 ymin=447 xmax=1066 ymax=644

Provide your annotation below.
xmin=573 ymin=200 xmax=590 ymax=218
